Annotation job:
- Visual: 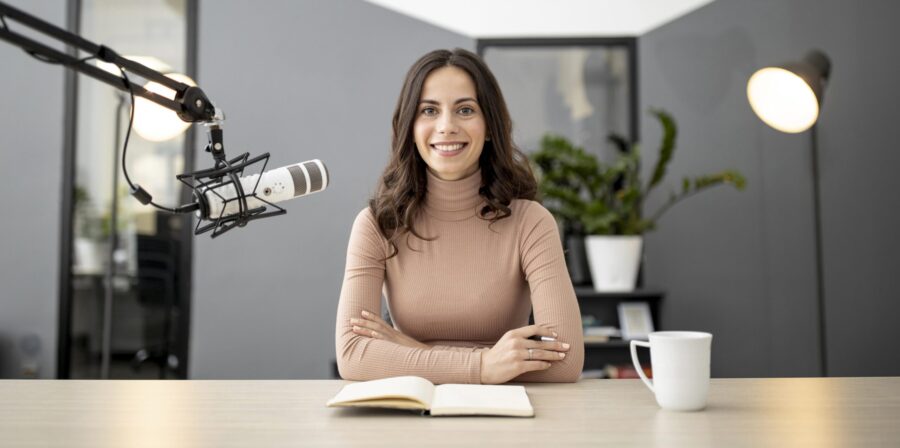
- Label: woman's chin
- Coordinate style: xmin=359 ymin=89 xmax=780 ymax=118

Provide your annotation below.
xmin=428 ymin=163 xmax=479 ymax=181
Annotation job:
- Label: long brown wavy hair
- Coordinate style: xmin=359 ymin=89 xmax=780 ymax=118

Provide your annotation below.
xmin=369 ymin=48 xmax=537 ymax=259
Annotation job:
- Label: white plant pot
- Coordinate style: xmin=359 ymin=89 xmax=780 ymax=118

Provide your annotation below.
xmin=585 ymin=235 xmax=643 ymax=292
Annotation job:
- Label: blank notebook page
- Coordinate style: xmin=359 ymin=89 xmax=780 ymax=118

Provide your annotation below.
xmin=430 ymin=384 xmax=533 ymax=416
xmin=328 ymin=376 xmax=434 ymax=407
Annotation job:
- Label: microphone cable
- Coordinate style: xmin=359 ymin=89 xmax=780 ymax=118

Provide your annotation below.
xmin=116 ymin=66 xmax=182 ymax=214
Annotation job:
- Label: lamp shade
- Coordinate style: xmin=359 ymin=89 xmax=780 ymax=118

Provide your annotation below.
xmin=747 ymin=50 xmax=831 ymax=133
xmin=133 ymin=72 xmax=196 ymax=142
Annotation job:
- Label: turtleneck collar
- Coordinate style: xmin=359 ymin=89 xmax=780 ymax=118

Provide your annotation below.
xmin=424 ymin=168 xmax=485 ymax=221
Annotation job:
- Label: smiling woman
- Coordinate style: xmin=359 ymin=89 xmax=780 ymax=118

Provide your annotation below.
xmin=335 ymin=48 xmax=584 ymax=385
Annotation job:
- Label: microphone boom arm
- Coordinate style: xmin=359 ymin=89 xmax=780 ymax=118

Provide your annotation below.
xmin=0 ymin=1 xmax=283 ymax=238
xmin=0 ymin=1 xmax=215 ymax=122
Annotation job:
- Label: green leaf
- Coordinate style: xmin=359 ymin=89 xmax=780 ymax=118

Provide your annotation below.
xmin=647 ymin=109 xmax=677 ymax=194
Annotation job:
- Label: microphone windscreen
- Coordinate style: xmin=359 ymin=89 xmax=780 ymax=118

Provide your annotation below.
xmin=286 ymin=160 xmax=328 ymax=197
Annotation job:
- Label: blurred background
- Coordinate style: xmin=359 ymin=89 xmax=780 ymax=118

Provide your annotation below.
xmin=1 ymin=0 xmax=897 ymax=380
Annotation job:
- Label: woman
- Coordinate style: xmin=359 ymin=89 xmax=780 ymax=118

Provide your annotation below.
xmin=335 ymin=48 xmax=583 ymax=384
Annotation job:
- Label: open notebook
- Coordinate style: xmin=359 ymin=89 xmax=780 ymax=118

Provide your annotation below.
xmin=326 ymin=376 xmax=534 ymax=417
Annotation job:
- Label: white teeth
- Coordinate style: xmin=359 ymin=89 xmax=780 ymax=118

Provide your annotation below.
xmin=433 ymin=143 xmax=465 ymax=152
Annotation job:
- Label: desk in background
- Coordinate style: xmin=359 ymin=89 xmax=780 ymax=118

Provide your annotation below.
xmin=1 ymin=377 xmax=898 ymax=447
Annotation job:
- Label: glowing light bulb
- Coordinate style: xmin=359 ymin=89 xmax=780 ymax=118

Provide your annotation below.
xmin=747 ymin=67 xmax=820 ymax=134
xmin=133 ymin=73 xmax=196 ymax=142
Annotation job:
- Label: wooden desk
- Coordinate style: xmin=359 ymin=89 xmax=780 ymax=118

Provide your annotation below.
xmin=1 ymin=377 xmax=898 ymax=447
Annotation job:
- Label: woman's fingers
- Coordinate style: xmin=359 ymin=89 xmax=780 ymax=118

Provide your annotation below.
xmin=352 ymin=327 xmax=379 ymax=339
xmin=509 ymin=324 xmax=557 ymax=340
xmin=350 ymin=310 xmax=386 ymax=334
xmin=360 ymin=310 xmax=387 ymax=325
xmin=523 ymin=348 xmax=567 ymax=361
xmin=351 ymin=324 xmax=379 ymax=338
xmin=349 ymin=318 xmax=378 ymax=332
xmin=350 ymin=312 xmax=384 ymax=338
xmin=522 ymin=361 xmax=553 ymax=372
xmin=525 ymin=339 xmax=571 ymax=352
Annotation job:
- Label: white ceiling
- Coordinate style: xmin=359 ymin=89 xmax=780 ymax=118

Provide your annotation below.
xmin=365 ymin=0 xmax=715 ymax=38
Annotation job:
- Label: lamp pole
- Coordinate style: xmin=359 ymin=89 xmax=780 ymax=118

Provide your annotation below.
xmin=810 ymin=124 xmax=828 ymax=376
xmin=748 ymin=49 xmax=831 ymax=377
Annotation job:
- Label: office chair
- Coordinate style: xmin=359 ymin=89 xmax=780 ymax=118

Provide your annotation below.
xmin=131 ymin=234 xmax=180 ymax=379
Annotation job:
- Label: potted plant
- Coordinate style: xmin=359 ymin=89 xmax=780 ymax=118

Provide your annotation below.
xmin=73 ymin=185 xmax=105 ymax=274
xmin=532 ymin=109 xmax=746 ymax=292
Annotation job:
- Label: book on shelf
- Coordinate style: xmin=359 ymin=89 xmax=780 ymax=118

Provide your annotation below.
xmin=584 ymin=334 xmax=615 ymax=343
xmin=580 ymin=369 xmax=607 ymax=380
xmin=583 ymin=326 xmax=621 ymax=343
xmin=604 ymin=363 xmax=652 ymax=379
xmin=327 ymin=376 xmax=534 ymax=417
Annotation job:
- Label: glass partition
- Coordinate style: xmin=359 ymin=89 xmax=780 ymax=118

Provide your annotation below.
xmin=65 ymin=0 xmax=192 ymax=379
xmin=480 ymin=39 xmax=637 ymax=160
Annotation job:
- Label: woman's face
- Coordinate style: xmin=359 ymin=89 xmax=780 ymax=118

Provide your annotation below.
xmin=414 ymin=66 xmax=486 ymax=181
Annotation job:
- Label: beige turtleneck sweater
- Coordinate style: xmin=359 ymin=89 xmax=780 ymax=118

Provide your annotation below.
xmin=335 ymin=169 xmax=584 ymax=384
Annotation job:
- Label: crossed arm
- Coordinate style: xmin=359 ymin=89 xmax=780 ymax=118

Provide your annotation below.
xmin=334 ymin=206 xmax=583 ymax=384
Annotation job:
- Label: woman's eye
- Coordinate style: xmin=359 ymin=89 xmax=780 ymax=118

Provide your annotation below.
xmin=420 ymin=107 xmax=437 ymax=116
xmin=459 ymin=106 xmax=475 ymax=115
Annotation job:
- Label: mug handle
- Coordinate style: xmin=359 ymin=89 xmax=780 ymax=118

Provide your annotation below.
xmin=629 ymin=340 xmax=654 ymax=393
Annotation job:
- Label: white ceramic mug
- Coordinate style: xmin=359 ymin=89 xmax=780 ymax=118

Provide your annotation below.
xmin=629 ymin=331 xmax=712 ymax=411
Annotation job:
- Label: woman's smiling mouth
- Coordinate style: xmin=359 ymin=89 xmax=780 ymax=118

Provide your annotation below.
xmin=431 ymin=142 xmax=467 ymax=157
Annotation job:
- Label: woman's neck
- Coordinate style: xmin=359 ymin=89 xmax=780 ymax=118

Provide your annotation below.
xmin=424 ymin=168 xmax=483 ymax=221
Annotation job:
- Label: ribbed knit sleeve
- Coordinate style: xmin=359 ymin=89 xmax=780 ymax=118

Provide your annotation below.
xmin=513 ymin=202 xmax=585 ymax=382
xmin=334 ymin=208 xmax=483 ymax=384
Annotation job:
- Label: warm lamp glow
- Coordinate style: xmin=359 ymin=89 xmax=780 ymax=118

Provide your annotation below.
xmin=95 ymin=56 xmax=194 ymax=141
xmin=747 ymin=67 xmax=820 ymax=133
xmin=133 ymin=72 xmax=196 ymax=142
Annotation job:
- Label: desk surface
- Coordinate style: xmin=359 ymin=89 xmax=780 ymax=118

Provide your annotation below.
xmin=1 ymin=377 xmax=899 ymax=447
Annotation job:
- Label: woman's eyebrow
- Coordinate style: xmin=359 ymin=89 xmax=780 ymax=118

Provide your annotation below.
xmin=419 ymin=97 xmax=478 ymax=105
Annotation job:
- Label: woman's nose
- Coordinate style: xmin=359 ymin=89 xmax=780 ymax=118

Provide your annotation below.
xmin=436 ymin=114 xmax=458 ymax=134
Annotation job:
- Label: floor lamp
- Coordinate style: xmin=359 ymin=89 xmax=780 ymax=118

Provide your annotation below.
xmin=746 ymin=50 xmax=832 ymax=376
xmin=97 ymin=57 xmax=196 ymax=378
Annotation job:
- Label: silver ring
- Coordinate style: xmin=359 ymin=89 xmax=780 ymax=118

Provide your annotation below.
xmin=527 ymin=348 xmax=534 ymax=360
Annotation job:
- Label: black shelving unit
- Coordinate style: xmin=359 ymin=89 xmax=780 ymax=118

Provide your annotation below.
xmin=575 ymin=288 xmax=665 ymax=372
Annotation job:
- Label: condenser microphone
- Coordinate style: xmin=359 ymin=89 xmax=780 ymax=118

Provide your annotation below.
xmin=197 ymin=159 xmax=329 ymax=220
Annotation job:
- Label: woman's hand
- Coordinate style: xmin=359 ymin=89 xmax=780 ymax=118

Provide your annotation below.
xmin=350 ymin=310 xmax=431 ymax=350
xmin=480 ymin=324 xmax=571 ymax=384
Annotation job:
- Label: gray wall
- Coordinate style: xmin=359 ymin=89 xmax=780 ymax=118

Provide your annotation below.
xmin=190 ymin=0 xmax=473 ymax=378
xmin=3 ymin=0 xmax=895 ymax=380
xmin=193 ymin=0 xmax=900 ymax=379
xmin=0 ymin=0 xmax=66 ymax=378
xmin=639 ymin=0 xmax=900 ymax=376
